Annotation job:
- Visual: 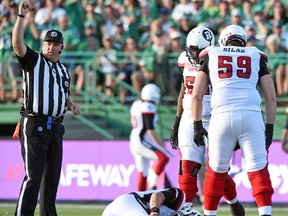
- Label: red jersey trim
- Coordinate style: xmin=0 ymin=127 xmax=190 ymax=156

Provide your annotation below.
xmin=259 ymin=52 xmax=268 ymax=59
xmin=199 ymin=50 xmax=209 ymax=58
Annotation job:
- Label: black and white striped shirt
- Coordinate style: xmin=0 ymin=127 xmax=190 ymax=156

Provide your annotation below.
xmin=16 ymin=46 xmax=70 ymax=117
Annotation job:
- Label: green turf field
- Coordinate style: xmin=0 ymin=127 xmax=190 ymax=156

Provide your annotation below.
xmin=1 ymin=202 xmax=287 ymax=216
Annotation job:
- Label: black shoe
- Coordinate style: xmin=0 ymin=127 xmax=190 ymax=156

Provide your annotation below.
xmin=230 ymin=201 xmax=245 ymax=216
xmin=193 ymin=194 xmax=202 ymax=206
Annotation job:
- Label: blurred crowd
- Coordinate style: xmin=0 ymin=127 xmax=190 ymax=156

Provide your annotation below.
xmin=0 ymin=0 xmax=288 ymax=104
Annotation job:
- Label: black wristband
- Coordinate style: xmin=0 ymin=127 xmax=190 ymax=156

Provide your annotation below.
xmin=194 ymin=120 xmax=203 ymax=130
xmin=18 ymin=14 xmax=25 ymax=18
xmin=265 ymin=123 xmax=274 ymax=148
xmin=265 ymin=123 xmax=274 ymax=136
xmin=265 ymin=123 xmax=274 ymax=131
xmin=150 ymin=207 xmax=160 ymax=214
xmin=172 ymin=116 xmax=181 ymax=129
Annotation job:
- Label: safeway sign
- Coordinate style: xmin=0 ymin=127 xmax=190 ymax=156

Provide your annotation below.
xmin=1 ymin=140 xmax=287 ymax=202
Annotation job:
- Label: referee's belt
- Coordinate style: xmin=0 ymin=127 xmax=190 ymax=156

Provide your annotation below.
xmin=21 ymin=110 xmax=64 ymax=124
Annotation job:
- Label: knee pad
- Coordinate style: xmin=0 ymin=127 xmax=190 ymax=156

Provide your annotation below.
xmin=178 ymin=160 xmax=201 ymax=202
xmin=179 ymin=160 xmax=201 ymax=177
xmin=248 ymin=165 xmax=274 ymax=207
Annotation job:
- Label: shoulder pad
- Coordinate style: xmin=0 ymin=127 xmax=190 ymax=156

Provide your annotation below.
xmin=178 ymin=51 xmax=187 ymax=68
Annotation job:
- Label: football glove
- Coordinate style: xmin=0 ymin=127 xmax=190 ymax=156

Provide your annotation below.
xmin=170 ymin=116 xmax=181 ymax=150
xmin=265 ymin=124 xmax=274 ymax=149
xmin=193 ymin=120 xmax=207 ymax=147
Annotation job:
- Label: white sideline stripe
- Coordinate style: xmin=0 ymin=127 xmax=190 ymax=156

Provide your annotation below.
xmin=2 ymin=203 xmax=287 ymax=210
xmin=54 ymin=204 xmax=108 ymax=209
xmin=16 ymin=117 xmax=30 ymax=216
xmin=0 ymin=203 xmax=107 ymax=209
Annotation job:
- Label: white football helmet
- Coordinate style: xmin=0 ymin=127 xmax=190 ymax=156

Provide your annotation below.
xmin=185 ymin=26 xmax=215 ymax=63
xmin=141 ymin=83 xmax=161 ymax=105
xmin=218 ymin=24 xmax=247 ymax=47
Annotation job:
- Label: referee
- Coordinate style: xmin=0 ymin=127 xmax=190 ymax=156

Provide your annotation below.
xmin=12 ymin=1 xmax=80 ymax=216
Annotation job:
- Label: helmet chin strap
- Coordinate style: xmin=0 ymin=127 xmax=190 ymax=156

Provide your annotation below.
xmin=186 ymin=52 xmax=197 ymax=67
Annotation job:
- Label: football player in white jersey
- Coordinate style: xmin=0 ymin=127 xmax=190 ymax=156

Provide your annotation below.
xmin=130 ymin=84 xmax=171 ymax=191
xmin=192 ymin=24 xmax=276 ymax=216
xmin=102 ymin=187 xmax=200 ymax=216
xmin=170 ymin=26 xmax=245 ymax=216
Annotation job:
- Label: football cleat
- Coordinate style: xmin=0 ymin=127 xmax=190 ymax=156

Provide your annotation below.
xmin=229 ymin=201 xmax=245 ymax=216
xmin=176 ymin=205 xmax=202 ymax=216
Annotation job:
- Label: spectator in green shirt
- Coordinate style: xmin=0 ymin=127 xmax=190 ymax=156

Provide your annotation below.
xmin=64 ymin=0 xmax=84 ymax=35
xmin=34 ymin=0 xmax=67 ymax=31
xmin=74 ymin=21 xmax=101 ymax=94
xmin=0 ymin=8 xmax=22 ymax=103
xmin=138 ymin=1 xmax=154 ymax=36
xmin=265 ymin=34 xmax=288 ymax=97
xmin=185 ymin=0 xmax=209 ymax=29
xmin=138 ymin=19 xmax=162 ymax=51
xmin=96 ymin=34 xmax=120 ymax=97
xmin=211 ymin=0 xmax=231 ymax=35
xmin=120 ymin=0 xmax=141 ymax=40
xmin=53 ymin=14 xmax=81 ymax=70
xmin=139 ymin=30 xmax=170 ymax=96
xmin=0 ymin=11 xmax=13 ymax=103
xmin=23 ymin=3 xmax=40 ymax=51
xmin=83 ymin=0 xmax=103 ymax=45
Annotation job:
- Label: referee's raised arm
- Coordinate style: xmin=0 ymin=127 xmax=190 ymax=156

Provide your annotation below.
xmin=12 ymin=1 xmax=29 ymax=57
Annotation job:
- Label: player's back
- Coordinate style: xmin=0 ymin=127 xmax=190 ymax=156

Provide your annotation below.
xmin=201 ymin=46 xmax=266 ymax=113
xmin=130 ymin=99 xmax=157 ymax=136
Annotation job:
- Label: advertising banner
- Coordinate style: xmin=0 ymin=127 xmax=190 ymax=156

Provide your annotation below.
xmin=0 ymin=140 xmax=287 ymax=202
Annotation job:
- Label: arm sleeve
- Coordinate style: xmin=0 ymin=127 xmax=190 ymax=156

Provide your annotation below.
xmin=142 ymin=113 xmax=155 ymax=130
xmin=259 ymin=54 xmax=270 ymax=77
xmin=199 ymin=53 xmax=209 ymax=75
xmin=162 ymin=188 xmax=185 ymax=211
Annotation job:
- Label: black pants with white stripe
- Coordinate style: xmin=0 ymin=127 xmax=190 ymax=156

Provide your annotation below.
xmin=15 ymin=116 xmax=65 ymax=216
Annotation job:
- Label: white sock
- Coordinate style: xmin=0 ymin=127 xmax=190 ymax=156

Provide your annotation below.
xmin=258 ymin=206 xmax=272 ymax=215
xmin=147 ymin=168 xmax=158 ymax=189
xmin=226 ymin=196 xmax=238 ymax=205
xmin=184 ymin=202 xmax=193 ymax=207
